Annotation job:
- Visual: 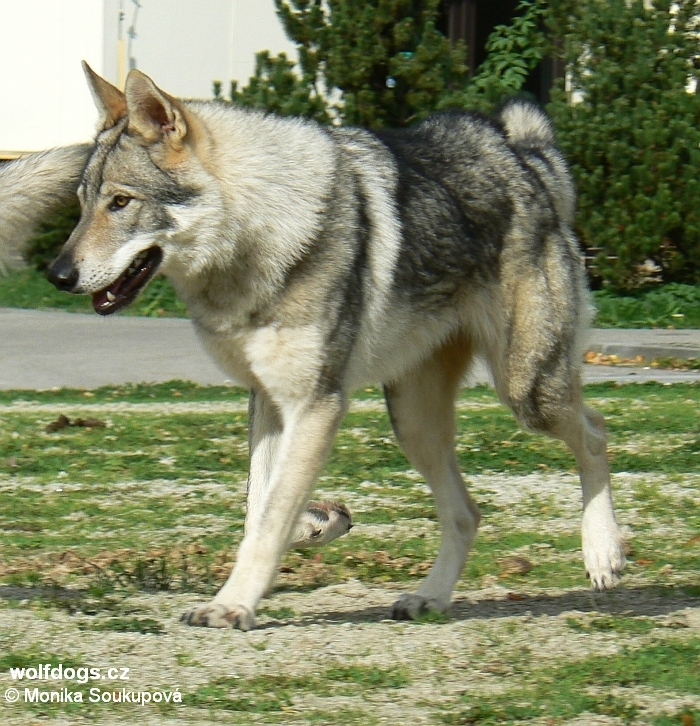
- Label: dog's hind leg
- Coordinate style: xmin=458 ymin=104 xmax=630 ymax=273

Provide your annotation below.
xmin=246 ymin=389 xmax=352 ymax=555
xmin=497 ymin=359 xmax=626 ymax=591
xmin=554 ymin=398 xmax=626 ymax=590
xmin=384 ymin=336 xmax=481 ymax=619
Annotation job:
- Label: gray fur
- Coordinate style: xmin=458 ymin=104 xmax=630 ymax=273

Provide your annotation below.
xmin=48 ymin=70 xmax=625 ymax=630
xmin=0 ymin=145 xmax=91 ymax=272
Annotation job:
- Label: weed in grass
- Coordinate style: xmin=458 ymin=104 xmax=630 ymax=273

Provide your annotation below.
xmin=651 ymin=356 xmax=700 ymax=370
xmin=0 ymin=647 xmax=81 ymax=671
xmin=82 ymin=548 xmax=233 ymax=596
xmin=565 ymin=615 xmax=657 ymax=634
xmin=2 ymin=571 xmax=42 ymax=587
xmin=106 ymin=555 xmax=175 ymax=592
xmin=79 ymin=616 xmax=165 ymax=634
xmin=412 ymin=610 xmax=451 ymax=624
xmin=185 ymin=665 xmax=409 ymax=713
xmin=654 ymin=711 xmax=699 ymax=726
xmin=175 ymin=652 xmax=199 ymax=667
xmin=441 ymin=640 xmax=700 ymax=724
xmin=248 ymin=640 xmax=269 ymax=652
xmin=258 ymin=605 xmax=296 ymax=620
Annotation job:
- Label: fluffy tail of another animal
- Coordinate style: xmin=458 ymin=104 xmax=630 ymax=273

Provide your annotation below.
xmin=0 ymin=144 xmax=90 ymax=272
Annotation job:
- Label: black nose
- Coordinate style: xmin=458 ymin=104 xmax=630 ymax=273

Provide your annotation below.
xmin=47 ymin=258 xmax=79 ymax=292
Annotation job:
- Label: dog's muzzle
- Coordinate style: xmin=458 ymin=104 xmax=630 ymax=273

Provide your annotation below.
xmin=47 ymin=256 xmax=79 ymax=293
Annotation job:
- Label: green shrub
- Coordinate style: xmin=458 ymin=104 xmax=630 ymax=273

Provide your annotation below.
xmin=24 ymin=198 xmax=80 ymax=272
xmin=593 ymin=283 xmax=700 ymax=328
xmin=224 ymin=50 xmax=330 ymax=123
xmin=548 ymin=0 xmax=700 ymax=290
xmin=219 ymin=0 xmax=546 ymax=126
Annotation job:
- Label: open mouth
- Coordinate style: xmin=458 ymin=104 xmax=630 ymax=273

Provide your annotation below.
xmin=92 ymin=246 xmax=163 ymax=316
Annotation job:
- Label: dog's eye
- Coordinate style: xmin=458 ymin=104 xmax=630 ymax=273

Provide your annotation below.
xmin=109 ymin=195 xmax=132 ymax=211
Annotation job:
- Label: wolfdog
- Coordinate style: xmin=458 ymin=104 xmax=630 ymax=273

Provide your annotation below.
xmin=0 ymin=145 xmax=90 ymax=271
xmin=46 ymin=64 xmax=626 ymax=630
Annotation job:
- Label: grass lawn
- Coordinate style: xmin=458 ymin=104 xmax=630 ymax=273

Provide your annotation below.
xmin=2 ymin=268 xmax=700 ymax=329
xmin=0 ymin=381 xmax=698 ymax=724
xmin=0 ymin=268 xmax=187 ymax=317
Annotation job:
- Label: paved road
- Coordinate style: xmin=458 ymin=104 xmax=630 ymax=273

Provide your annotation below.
xmin=0 ymin=308 xmax=698 ymax=390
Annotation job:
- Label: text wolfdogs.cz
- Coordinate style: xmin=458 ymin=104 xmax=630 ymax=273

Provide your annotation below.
xmin=9 ymin=664 xmax=129 ymax=683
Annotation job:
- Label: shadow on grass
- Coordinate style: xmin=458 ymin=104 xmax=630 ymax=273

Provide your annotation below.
xmin=2 ymin=584 xmax=697 ymax=630
xmin=257 ymin=585 xmax=700 ymax=629
xmin=0 ymin=585 xmax=84 ymax=602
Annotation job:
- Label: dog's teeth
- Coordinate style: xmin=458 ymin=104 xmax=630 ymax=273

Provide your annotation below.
xmin=106 ymin=291 xmax=116 ymax=302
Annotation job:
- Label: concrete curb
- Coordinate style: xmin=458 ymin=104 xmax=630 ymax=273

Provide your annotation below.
xmin=587 ymin=329 xmax=700 ymax=361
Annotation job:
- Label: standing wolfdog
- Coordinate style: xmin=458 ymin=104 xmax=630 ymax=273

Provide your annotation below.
xmin=47 ymin=64 xmax=626 ymax=630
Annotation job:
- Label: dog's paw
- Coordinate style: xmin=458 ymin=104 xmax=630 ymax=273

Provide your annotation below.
xmin=290 ymin=500 xmax=352 ymax=548
xmin=391 ymin=593 xmax=448 ymax=621
xmin=584 ymin=538 xmax=626 ymax=591
xmin=180 ymin=602 xmax=255 ymax=630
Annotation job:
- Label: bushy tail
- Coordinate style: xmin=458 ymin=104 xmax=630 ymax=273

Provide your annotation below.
xmin=498 ymin=98 xmax=556 ymax=148
xmin=498 ymin=98 xmax=576 ymax=224
xmin=0 ymin=144 xmax=90 ymax=272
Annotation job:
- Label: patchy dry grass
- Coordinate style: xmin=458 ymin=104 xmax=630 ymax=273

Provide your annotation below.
xmin=0 ymin=382 xmax=698 ymax=724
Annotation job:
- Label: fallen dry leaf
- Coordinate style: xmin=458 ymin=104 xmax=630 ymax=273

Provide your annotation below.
xmin=44 ymin=414 xmax=71 ymax=433
xmin=73 ymin=417 xmax=106 ymax=428
xmin=45 ymin=415 xmax=106 ymax=432
xmin=584 ymin=351 xmax=646 ymax=366
xmin=498 ymin=556 xmax=534 ymax=576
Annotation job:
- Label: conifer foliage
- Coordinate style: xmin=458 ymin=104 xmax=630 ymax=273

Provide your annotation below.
xmin=223 ymin=0 xmax=546 ymax=127
xmin=548 ymin=0 xmax=700 ymax=288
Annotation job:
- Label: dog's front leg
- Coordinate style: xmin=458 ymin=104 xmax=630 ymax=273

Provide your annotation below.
xmin=246 ymin=389 xmax=352 ymax=552
xmin=181 ymin=393 xmax=347 ymax=630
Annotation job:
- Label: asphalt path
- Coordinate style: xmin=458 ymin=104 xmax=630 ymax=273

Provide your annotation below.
xmin=1 ymin=308 xmax=699 ymax=390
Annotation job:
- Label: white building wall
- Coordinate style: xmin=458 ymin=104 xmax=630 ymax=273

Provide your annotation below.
xmin=0 ymin=0 xmax=295 ymax=155
xmin=102 ymin=0 xmax=296 ymax=100
xmin=0 ymin=0 xmax=103 ymax=154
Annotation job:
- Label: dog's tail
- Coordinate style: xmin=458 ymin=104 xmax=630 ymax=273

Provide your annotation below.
xmin=498 ymin=98 xmax=556 ymax=148
xmin=498 ymin=98 xmax=575 ymax=225
xmin=0 ymin=144 xmax=91 ymax=272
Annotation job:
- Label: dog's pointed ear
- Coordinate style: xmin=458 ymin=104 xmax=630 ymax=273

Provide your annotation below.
xmin=82 ymin=61 xmax=127 ymax=130
xmin=125 ymin=70 xmax=188 ymax=148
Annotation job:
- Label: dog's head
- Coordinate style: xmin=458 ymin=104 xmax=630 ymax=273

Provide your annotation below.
xmin=48 ymin=63 xmax=213 ymax=315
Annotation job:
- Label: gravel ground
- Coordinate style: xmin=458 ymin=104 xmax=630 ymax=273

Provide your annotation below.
xmin=1 ymin=470 xmax=698 ymax=725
